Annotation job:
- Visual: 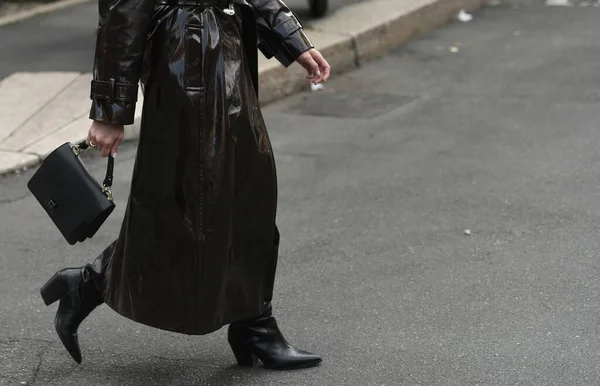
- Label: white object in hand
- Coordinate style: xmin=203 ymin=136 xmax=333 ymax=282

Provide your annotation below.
xmin=457 ymin=9 xmax=473 ymax=22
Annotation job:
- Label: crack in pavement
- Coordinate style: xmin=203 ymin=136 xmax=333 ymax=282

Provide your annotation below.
xmin=27 ymin=341 xmax=51 ymax=386
xmin=0 ymin=337 xmax=54 ymax=385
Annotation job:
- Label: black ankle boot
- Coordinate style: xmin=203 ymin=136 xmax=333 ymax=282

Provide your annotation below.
xmin=40 ymin=266 xmax=104 ymax=364
xmin=228 ymin=312 xmax=322 ymax=370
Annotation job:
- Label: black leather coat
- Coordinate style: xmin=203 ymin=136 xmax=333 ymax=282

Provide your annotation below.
xmin=88 ymin=0 xmax=313 ymax=335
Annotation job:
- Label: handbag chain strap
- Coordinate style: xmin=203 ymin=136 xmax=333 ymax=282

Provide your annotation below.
xmin=72 ymin=140 xmax=115 ymax=201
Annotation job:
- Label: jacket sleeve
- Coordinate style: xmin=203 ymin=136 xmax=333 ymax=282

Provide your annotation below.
xmin=89 ymin=0 xmax=156 ymax=125
xmin=247 ymin=0 xmax=314 ymax=67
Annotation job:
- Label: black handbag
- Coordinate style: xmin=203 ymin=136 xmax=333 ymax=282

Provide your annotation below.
xmin=27 ymin=141 xmax=115 ymax=245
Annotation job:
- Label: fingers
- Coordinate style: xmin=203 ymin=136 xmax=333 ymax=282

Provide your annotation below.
xmin=305 ymin=61 xmax=321 ymax=83
xmin=111 ymin=131 xmax=124 ymax=158
xmin=298 ymin=51 xmax=321 ymax=82
xmin=87 ymin=121 xmax=124 ymax=158
xmin=310 ymin=50 xmax=330 ymax=84
xmin=98 ymin=136 xmax=113 ymax=158
xmin=96 ymin=134 xmax=122 ymax=158
xmin=298 ymin=49 xmax=331 ymax=85
xmin=318 ymin=58 xmax=331 ymax=83
xmin=86 ymin=130 xmax=93 ymax=147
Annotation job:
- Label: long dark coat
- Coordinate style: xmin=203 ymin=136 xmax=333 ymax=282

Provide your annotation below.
xmin=88 ymin=0 xmax=313 ymax=335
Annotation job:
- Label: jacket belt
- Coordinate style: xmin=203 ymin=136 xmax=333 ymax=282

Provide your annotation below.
xmin=156 ymin=0 xmax=230 ymax=7
xmin=90 ymin=79 xmax=138 ymax=103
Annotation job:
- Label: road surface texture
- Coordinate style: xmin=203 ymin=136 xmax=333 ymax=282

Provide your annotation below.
xmin=2 ymin=0 xmax=600 ymax=385
xmin=0 ymin=0 xmax=363 ymax=78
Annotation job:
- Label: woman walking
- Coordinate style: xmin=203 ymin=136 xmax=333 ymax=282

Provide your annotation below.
xmin=40 ymin=0 xmax=330 ymax=370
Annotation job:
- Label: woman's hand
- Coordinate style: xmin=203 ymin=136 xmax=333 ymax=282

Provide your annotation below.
xmin=296 ymin=48 xmax=331 ymax=84
xmin=87 ymin=120 xmax=125 ymax=158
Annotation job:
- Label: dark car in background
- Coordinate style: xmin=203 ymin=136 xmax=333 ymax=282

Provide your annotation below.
xmin=309 ymin=0 xmax=327 ymax=17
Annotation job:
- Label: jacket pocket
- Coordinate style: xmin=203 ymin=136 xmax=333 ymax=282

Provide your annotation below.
xmin=184 ymin=24 xmax=204 ymax=91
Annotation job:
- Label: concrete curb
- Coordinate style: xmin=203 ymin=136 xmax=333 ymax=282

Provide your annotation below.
xmin=0 ymin=0 xmax=92 ymax=27
xmin=258 ymin=0 xmax=484 ymax=104
xmin=124 ymin=0 xmax=485 ymax=140
xmin=0 ymin=0 xmax=485 ymax=176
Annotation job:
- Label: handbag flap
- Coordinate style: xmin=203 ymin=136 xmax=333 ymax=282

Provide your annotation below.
xmin=27 ymin=143 xmax=115 ymax=244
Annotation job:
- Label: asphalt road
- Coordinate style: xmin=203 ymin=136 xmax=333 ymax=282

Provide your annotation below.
xmin=3 ymin=1 xmax=600 ymax=385
xmin=0 ymin=0 xmax=363 ymax=78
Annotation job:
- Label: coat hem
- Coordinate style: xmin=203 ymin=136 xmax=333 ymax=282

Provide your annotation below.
xmin=103 ymin=299 xmax=269 ymax=336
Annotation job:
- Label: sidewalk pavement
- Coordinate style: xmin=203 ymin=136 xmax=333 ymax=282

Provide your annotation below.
xmin=0 ymin=0 xmax=484 ymax=176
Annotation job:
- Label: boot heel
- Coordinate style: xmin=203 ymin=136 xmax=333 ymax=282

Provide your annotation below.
xmin=230 ymin=341 xmax=258 ymax=367
xmin=40 ymin=272 xmax=67 ymax=306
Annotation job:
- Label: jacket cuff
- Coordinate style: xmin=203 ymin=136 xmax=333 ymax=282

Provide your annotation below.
xmin=282 ymin=29 xmax=314 ymax=60
xmin=258 ymin=27 xmax=314 ymax=68
xmin=89 ymin=79 xmax=138 ymax=125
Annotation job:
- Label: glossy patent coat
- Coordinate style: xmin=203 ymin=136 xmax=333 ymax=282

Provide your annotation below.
xmin=89 ymin=0 xmax=313 ymax=335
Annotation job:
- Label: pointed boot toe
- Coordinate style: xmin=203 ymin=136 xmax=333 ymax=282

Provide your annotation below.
xmin=261 ymin=347 xmax=322 ymax=370
xmin=56 ymin=329 xmax=82 ymax=364
xmin=41 ymin=267 xmax=103 ymax=364
xmin=54 ymin=306 xmax=84 ymax=364
xmin=228 ymin=314 xmax=322 ymax=370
